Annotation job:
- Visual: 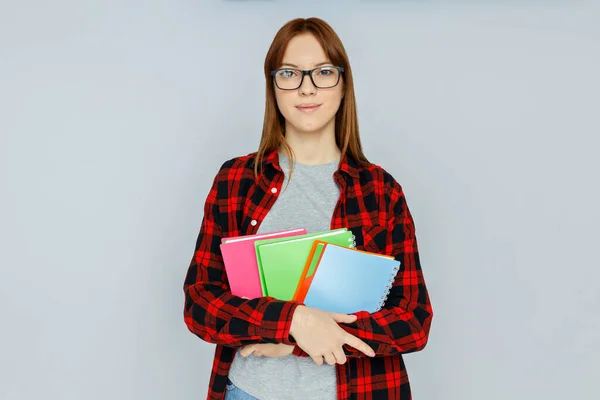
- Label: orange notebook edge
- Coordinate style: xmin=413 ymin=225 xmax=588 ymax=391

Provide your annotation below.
xmin=293 ymin=241 xmax=328 ymax=302
xmin=292 ymin=241 xmax=318 ymax=301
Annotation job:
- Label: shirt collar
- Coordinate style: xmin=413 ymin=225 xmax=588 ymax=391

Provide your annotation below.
xmin=263 ymin=148 xmax=360 ymax=179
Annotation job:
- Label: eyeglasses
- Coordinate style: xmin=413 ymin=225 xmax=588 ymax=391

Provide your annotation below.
xmin=270 ymin=66 xmax=345 ymax=90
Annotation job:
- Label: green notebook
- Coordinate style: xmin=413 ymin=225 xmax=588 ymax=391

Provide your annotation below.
xmin=254 ymin=228 xmax=355 ymax=300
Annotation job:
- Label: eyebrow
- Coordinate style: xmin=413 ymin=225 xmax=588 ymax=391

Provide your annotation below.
xmin=280 ymin=61 xmax=332 ymax=68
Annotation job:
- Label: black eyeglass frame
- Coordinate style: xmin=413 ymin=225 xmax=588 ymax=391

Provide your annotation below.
xmin=270 ymin=66 xmax=345 ymax=90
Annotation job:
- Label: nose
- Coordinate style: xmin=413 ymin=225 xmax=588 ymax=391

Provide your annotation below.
xmin=298 ymin=73 xmax=317 ymax=96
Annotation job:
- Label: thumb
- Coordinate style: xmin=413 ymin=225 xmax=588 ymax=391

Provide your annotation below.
xmin=239 ymin=344 xmax=255 ymax=358
xmin=330 ymin=312 xmax=357 ymax=324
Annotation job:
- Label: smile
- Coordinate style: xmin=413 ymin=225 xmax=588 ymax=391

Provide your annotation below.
xmin=296 ymin=104 xmax=321 ymax=113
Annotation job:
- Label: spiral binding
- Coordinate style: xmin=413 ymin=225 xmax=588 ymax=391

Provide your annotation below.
xmin=348 ymin=234 xmax=356 ymax=249
xmin=376 ymin=264 xmax=400 ymax=310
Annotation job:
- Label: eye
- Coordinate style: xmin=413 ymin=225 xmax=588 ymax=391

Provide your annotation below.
xmin=317 ymin=67 xmax=335 ymax=76
xmin=277 ymin=69 xmax=299 ymax=79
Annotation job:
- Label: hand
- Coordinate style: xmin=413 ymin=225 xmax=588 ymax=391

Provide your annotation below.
xmin=239 ymin=343 xmax=294 ymax=358
xmin=289 ymin=306 xmax=375 ymax=366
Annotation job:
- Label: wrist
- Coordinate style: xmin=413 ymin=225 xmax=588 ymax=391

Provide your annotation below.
xmin=290 ymin=305 xmax=306 ymax=337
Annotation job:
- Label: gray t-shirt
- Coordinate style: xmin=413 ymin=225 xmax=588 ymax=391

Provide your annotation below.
xmin=227 ymin=152 xmax=340 ymax=400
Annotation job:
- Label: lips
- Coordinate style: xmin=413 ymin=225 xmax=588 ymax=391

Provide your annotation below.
xmin=296 ymin=104 xmax=321 ymax=113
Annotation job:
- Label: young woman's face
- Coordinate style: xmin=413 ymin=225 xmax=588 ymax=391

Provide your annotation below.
xmin=273 ymin=33 xmax=344 ymax=136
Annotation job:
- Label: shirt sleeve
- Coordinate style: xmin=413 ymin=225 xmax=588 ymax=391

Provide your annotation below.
xmin=183 ymin=163 xmax=304 ymax=347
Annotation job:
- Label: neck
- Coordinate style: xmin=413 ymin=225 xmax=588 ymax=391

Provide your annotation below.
xmin=281 ymin=123 xmax=341 ymax=165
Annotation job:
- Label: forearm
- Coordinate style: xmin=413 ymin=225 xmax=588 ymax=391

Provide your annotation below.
xmin=339 ymin=304 xmax=433 ymax=357
xmin=184 ymin=279 xmax=302 ymax=346
xmin=292 ymin=305 xmax=432 ymax=358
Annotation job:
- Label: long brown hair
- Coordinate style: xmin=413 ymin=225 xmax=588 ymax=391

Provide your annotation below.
xmin=253 ymin=17 xmax=371 ymax=178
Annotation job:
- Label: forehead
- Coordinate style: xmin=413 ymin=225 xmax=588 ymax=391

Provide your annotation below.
xmin=281 ymin=33 xmax=330 ymax=68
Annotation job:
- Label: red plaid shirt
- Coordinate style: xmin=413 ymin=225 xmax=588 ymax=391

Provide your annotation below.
xmin=183 ymin=149 xmax=433 ymax=399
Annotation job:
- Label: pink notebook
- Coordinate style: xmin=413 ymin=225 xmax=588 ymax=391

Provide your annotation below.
xmin=220 ymin=228 xmax=306 ymax=299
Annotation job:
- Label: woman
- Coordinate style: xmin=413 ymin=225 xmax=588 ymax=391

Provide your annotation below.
xmin=183 ymin=17 xmax=433 ymax=400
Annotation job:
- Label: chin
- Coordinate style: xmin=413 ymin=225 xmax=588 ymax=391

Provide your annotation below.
xmin=288 ymin=116 xmax=334 ymax=134
xmin=294 ymin=122 xmax=327 ymax=134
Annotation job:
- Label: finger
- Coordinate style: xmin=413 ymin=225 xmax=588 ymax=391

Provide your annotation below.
xmin=330 ymin=313 xmax=357 ymax=324
xmin=310 ymin=354 xmax=324 ymax=366
xmin=239 ymin=345 xmax=255 ymax=358
xmin=323 ymin=352 xmax=336 ymax=366
xmin=333 ymin=347 xmax=347 ymax=365
xmin=344 ymin=334 xmax=375 ymax=357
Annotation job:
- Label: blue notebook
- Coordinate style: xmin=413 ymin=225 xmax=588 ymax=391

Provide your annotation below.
xmin=303 ymin=244 xmax=401 ymax=314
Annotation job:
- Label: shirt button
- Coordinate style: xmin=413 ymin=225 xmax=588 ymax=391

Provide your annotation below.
xmin=250 ymin=219 xmax=257 ymax=226
xmin=271 ymin=187 xmax=278 ymax=194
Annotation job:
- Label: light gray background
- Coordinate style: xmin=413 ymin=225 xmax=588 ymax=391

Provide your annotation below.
xmin=1 ymin=0 xmax=599 ymax=399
